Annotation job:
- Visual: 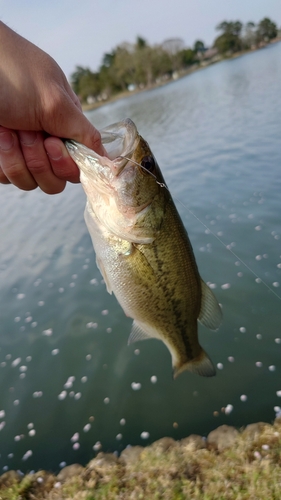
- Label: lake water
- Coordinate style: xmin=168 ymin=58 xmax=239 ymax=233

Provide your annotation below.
xmin=0 ymin=43 xmax=280 ymax=473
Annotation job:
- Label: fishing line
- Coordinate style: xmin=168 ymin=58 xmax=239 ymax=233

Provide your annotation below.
xmin=119 ymin=155 xmax=281 ymax=302
xmin=176 ymin=199 xmax=281 ymax=302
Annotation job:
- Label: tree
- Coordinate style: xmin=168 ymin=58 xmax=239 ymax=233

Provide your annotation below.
xmin=161 ymin=39 xmax=185 ymax=73
xmin=214 ymin=20 xmax=243 ymax=54
xmin=179 ymin=48 xmax=195 ymax=67
xmin=242 ymin=22 xmax=256 ymax=49
xmin=71 ymin=66 xmax=90 ymax=95
xmin=71 ymin=66 xmax=101 ymax=102
xmin=136 ymin=36 xmax=147 ymax=49
xmin=110 ymin=45 xmax=136 ymax=91
xmin=102 ymin=51 xmax=116 ymax=68
xmin=134 ymin=45 xmax=172 ymax=86
xmin=216 ymin=21 xmax=242 ymax=36
xmin=193 ymin=40 xmax=205 ymax=52
xmin=256 ymin=17 xmax=277 ymax=42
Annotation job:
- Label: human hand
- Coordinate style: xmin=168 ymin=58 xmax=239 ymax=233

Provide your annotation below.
xmin=0 ymin=22 xmax=106 ymax=194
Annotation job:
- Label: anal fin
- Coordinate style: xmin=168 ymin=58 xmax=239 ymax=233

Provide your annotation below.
xmin=128 ymin=321 xmax=158 ymax=345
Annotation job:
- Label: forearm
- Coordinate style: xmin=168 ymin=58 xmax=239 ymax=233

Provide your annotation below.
xmin=0 ymin=21 xmax=62 ymax=130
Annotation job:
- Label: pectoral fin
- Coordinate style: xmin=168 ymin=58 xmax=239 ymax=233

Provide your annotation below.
xmin=198 ymin=279 xmax=222 ymax=331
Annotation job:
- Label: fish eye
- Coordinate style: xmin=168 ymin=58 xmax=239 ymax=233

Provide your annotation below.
xmin=140 ymin=156 xmax=155 ymax=172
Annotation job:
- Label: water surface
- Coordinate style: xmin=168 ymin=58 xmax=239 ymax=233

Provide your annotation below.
xmin=0 ymin=43 xmax=280 ymax=472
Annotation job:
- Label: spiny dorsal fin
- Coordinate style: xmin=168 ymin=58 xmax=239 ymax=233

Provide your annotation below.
xmin=128 ymin=321 xmax=157 ymax=345
xmin=198 ymin=279 xmax=222 ymax=331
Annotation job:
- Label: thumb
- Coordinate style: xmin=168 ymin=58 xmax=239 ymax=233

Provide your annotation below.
xmin=43 ymin=90 xmax=107 ymax=156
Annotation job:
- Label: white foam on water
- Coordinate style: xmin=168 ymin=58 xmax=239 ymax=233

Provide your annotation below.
xmin=58 ymin=391 xmax=67 ymax=400
xmin=221 ymin=283 xmax=231 ymax=290
xmin=140 ymin=431 xmax=150 ymax=439
xmin=22 ymin=450 xmax=32 ymax=461
xmin=42 ymin=328 xmax=53 ymax=337
xmin=131 ymin=382 xmax=141 ymax=391
xmin=71 ymin=433 xmax=79 ymax=442
xmin=225 ymin=404 xmax=233 ymax=414
xmin=11 ymin=358 xmax=21 ymax=368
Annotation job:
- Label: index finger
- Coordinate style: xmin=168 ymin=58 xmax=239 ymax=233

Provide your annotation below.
xmin=44 ymin=137 xmax=80 ymax=183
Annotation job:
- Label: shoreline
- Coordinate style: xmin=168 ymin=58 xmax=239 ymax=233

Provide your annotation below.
xmin=82 ymin=38 xmax=281 ymax=114
xmin=1 ymin=418 xmax=280 ymax=499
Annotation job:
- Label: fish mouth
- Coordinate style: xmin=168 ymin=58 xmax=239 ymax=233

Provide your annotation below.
xmin=100 ymin=118 xmax=139 ymax=161
xmin=65 ymin=118 xmax=139 ymax=178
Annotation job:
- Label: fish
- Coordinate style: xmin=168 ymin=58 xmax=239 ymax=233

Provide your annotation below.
xmin=65 ymin=118 xmax=222 ymax=378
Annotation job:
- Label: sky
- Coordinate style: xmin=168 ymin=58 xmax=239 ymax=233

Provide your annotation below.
xmin=1 ymin=0 xmax=280 ymax=80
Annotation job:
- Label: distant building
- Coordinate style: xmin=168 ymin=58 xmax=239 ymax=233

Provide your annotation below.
xmin=203 ymin=48 xmax=219 ymax=59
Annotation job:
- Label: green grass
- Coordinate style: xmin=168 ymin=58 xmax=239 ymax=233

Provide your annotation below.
xmin=0 ymin=419 xmax=281 ymax=500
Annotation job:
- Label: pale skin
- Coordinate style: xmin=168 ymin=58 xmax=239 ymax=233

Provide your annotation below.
xmin=0 ymin=21 xmax=106 ymax=194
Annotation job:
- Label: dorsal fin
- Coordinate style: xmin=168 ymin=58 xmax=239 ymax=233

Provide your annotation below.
xmin=198 ymin=279 xmax=222 ymax=331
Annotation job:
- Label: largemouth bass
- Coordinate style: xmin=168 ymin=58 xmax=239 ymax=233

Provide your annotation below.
xmin=65 ymin=119 xmax=222 ymax=378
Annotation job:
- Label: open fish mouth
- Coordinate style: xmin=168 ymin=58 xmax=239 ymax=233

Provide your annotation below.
xmin=65 ymin=119 xmax=139 ymax=161
xmin=64 ymin=119 xmax=140 ymax=179
xmin=99 ymin=118 xmax=139 ymax=160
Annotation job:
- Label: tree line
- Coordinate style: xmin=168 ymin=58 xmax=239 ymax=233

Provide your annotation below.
xmin=71 ymin=17 xmax=279 ymax=104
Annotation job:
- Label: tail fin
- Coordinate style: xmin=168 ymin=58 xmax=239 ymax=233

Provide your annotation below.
xmin=173 ymin=348 xmax=216 ymax=379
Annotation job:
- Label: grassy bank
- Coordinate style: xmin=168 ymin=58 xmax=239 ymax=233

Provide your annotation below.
xmin=1 ymin=419 xmax=280 ymax=499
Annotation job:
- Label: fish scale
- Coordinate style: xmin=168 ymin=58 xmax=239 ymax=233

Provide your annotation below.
xmin=65 ymin=118 xmax=222 ymax=378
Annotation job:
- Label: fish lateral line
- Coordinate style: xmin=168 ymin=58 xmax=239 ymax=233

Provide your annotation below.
xmin=119 ymin=156 xmax=280 ymax=302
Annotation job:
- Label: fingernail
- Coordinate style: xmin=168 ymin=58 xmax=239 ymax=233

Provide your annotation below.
xmin=19 ymin=131 xmax=37 ymax=146
xmin=0 ymin=131 xmax=14 ymax=151
xmin=45 ymin=142 xmax=63 ymax=161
